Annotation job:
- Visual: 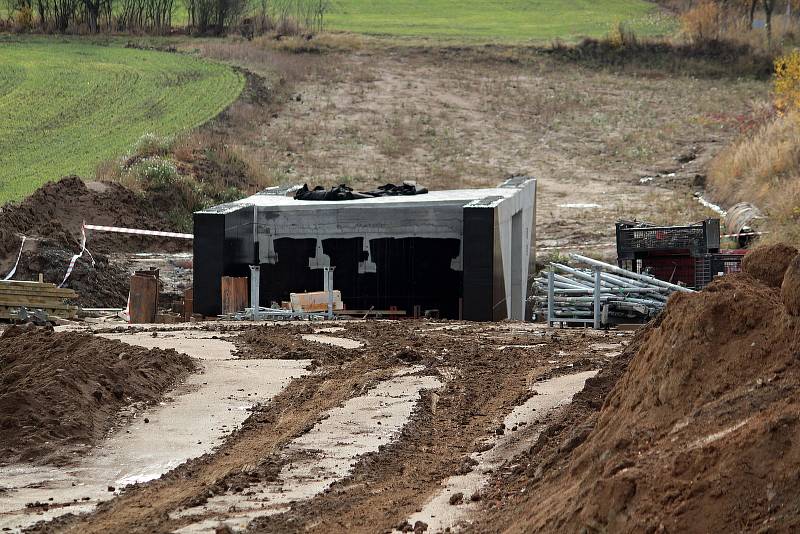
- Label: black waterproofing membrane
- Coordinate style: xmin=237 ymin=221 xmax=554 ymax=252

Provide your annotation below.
xmin=294 ymin=182 xmax=429 ymax=201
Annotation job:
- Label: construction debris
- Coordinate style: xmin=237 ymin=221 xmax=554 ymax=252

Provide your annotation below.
xmin=294 ymin=182 xmax=429 ymax=201
xmin=533 ymin=253 xmax=691 ymax=327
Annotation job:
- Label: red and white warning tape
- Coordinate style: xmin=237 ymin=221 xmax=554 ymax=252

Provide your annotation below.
xmin=84 ymin=224 xmax=194 ymax=240
xmin=3 ymin=222 xmax=189 ymax=288
xmin=2 ymin=236 xmax=26 ymax=281
xmin=59 ymin=224 xmax=93 ymax=288
xmin=721 ymin=231 xmax=769 ymax=238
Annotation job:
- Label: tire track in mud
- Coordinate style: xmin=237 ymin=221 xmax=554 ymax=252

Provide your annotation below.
xmin=31 ymin=322 xmax=624 ymax=533
xmin=245 ymin=325 xmax=624 ymax=533
xmin=37 ymin=348 xmax=399 ymax=533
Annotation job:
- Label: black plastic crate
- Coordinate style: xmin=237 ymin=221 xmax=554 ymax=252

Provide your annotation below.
xmin=619 ymin=253 xmax=696 ymax=287
xmin=616 ymin=219 xmax=720 ymax=261
xmin=694 ymin=250 xmax=746 ymax=289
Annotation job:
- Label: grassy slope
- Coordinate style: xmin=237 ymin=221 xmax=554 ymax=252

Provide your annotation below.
xmin=324 ymin=0 xmax=674 ymax=41
xmin=0 ymin=38 xmax=243 ymax=202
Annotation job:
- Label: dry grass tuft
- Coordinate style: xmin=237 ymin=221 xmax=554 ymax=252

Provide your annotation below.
xmin=709 ymin=111 xmax=800 ymax=205
xmin=709 ymin=111 xmax=800 ymax=246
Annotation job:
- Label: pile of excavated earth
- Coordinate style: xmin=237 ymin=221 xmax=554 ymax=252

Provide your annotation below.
xmin=468 ymin=242 xmax=800 ymax=533
xmin=0 ymin=176 xmax=190 ymax=307
xmin=0 ymin=325 xmax=195 ymax=465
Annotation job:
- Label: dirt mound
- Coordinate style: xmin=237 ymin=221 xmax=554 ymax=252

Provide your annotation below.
xmin=0 ymin=176 xmax=189 ymax=258
xmin=782 ymin=255 xmax=800 ymax=316
xmin=471 ymin=271 xmax=800 ymax=533
xmin=0 ymin=176 xmax=192 ymax=307
xmin=741 ymin=242 xmax=798 ymax=287
xmin=0 ymin=329 xmax=195 ymax=465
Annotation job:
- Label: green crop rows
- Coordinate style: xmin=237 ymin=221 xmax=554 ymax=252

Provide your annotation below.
xmin=0 ymin=39 xmax=243 ymax=202
xmin=325 ymin=0 xmax=675 ymax=42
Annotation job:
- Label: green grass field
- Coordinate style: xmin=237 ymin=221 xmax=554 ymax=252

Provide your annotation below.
xmin=324 ymin=0 xmax=676 ymax=41
xmin=0 ymin=39 xmax=243 ymax=202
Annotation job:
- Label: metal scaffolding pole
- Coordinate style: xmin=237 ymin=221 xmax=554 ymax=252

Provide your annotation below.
xmin=593 ymin=268 xmax=602 ymax=329
xmin=571 ymin=254 xmax=694 ymax=293
xmin=323 ymin=266 xmax=335 ymax=320
xmin=249 ymin=265 xmax=261 ymax=321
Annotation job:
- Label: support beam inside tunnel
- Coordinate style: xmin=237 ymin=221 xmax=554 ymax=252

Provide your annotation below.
xmin=193 ymin=177 xmax=536 ymax=321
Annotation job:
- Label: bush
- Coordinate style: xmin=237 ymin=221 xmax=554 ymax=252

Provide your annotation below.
xmin=129 ymin=157 xmax=179 ymax=188
xmin=681 ymin=1 xmax=722 ymax=43
xmin=775 ymin=49 xmax=800 ymax=114
xmin=14 ymin=6 xmax=33 ymax=33
xmin=608 ymin=21 xmax=637 ymax=49
xmin=133 ymin=133 xmax=174 ymax=158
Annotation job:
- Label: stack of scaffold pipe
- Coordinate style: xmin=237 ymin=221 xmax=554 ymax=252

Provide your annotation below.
xmin=533 ymin=253 xmax=694 ymax=328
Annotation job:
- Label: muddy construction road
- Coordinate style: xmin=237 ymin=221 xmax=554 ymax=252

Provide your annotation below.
xmin=4 ymin=257 xmax=800 ymax=533
xmin=1 ymin=320 xmax=627 ymax=533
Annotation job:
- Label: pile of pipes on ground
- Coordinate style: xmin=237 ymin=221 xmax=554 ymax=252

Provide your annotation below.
xmin=229 ymin=306 xmax=329 ymax=321
xmin=532 ymin=254 xmax=693 ymax=328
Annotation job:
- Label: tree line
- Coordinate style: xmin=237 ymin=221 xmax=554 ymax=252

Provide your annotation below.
xmin=2 ymin=0 xmax=329 ymax=35
xmin=677 ymin=0 xmax=800 ymax=45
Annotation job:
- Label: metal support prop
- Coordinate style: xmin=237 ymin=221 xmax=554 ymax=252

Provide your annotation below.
xmin=547 ymin=269 xmax=555 ymax=327
xmin=593 ymin=268 xmax=602 ymax=329
xmin=249 ymin=265 xmax=260 ymax=321
xmin=323 ymin=266 xmax=335 ymax=319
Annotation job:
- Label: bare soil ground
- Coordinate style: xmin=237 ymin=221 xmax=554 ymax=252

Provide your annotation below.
xmin=467 ymin=268 xmax=800 ymax=533
xmin=10 ymin=267 xmax=800 ymax=533
xmin=25 ymin=321 xmax=625 ymax=533
xmin=0 ymin=327 xmax=194 ymax=465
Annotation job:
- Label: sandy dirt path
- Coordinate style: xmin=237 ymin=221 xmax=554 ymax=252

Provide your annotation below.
xmin=23 ymin=322 xmax=628 ymax=533
xmin=0 ymin=331 xmax=309 ymax=532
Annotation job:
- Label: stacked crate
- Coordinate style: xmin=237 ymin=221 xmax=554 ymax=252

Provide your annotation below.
xmin=615 ymin=219 xmax=742 ymax=289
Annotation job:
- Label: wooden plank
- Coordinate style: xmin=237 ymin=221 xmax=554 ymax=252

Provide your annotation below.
xmin=0 ymin=298 xmax=78 ymax=311
xmin=290 ymin=291 xmax=344 ymax=312
xmin=0 ymin=294 xmax=76 ymax=305
xmin=0 ymin=280 xmax=61 ymax=288
xmin=130 ymin=275 xmax=158 ymax=324
xmin=221 ymin=277 xmax=248 ymax=315
xmin=0 ymin=281 xmax=75 ymax=291
xmin=0 ymin=287 xmax=77 ymax=299
xmin=183 ymin=288 xmax=193 ymax=322
xmin=0 ymin=281 xmax=77 ymax=296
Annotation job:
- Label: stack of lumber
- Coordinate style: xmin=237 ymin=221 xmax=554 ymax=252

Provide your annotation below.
xmin=0 ymin=280 xmax=78 ymax=320
xmin=290 ymin=291 xmax=344 ymax=312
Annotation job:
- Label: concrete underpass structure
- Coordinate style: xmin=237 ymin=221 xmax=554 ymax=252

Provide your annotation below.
xmin=193 ymin=177 xmax=536 ymax=321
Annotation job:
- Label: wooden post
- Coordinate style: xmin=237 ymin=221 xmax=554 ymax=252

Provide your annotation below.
xmin=130 ymin=275 xmax=158 ymax=324
xmin=221 ymin=276 xmax=249 ymax=315
xmin=183 ymin=288 xmax=193 ymax=322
